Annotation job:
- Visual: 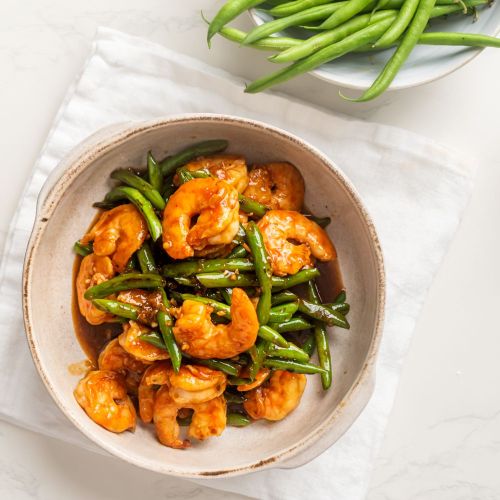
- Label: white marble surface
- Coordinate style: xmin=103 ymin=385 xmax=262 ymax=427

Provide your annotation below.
xmin=0 ymin=1 xmax=499 ymax=499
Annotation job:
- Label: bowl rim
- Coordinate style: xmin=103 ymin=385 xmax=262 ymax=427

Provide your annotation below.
xmin=248 ymin=8 xmax=500 ymax=91
xmin=22 ymin=113 xmax=386 ymax=478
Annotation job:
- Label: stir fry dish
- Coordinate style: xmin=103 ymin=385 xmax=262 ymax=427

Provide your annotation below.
xmin=72 ymin=139 xmax=350 ymax=449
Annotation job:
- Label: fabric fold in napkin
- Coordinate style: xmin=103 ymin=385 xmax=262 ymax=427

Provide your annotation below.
xmin=0 ymin=27 xmax=476 ymax=500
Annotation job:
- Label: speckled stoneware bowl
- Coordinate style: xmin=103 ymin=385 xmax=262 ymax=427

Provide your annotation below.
xmin=23 ymin=114 xmax=385 ymax=478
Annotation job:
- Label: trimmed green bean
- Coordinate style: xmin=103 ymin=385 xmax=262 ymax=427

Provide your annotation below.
xmin=245 ymin=222 xmax=272 ymax=325
xmin=124 ymin=255 xmax=138 ymax=273
xmin=373 ymin=0 xmax=420 ymax=48
xmin=227 ymin=413 xmax=252 ymax=427
xmin=224 ymin=392 xmax=245 ymax=404
xmin=267 ymin=342 xmax=310 ymax=362
xmin=137 ymin=243 xmax=158 ymax=274
xmin=301 ymin=334 xmax=316 ymax=356
xmin=269 ymin=316 xmax=313 ymax=333
xmin=269 ymin=0 xmax=333 ymax=17
xmin=334 ymin=290 xmax=347 ymax=304
xmin=418 ymin=31 xmax=500 ymax=47
xmin=238 ymin=194 xmax=268 ymax=217
xmin=319 ymin=0 xmax=376 ymax=30
xmin=147 ymin=151 xmax=163 ymax=193
xmin=325 ymin=302 xmax=351 ymax=314
xmin=92 ymin=299 xmax=139 ymax=320
xmin=194 ymin=358 xmax=241 ymax=376
xmin=217 ymin=25 xmax=302 ymax=50
xmin=248 ymin=338 xmax=269 ymax=379
xmin=160 ymin=140 xmax=229 ymax=176
xmin=269 ymin=301 xmax=299 ymax=322
xmin=263 ymin=358 xmax=327 ymax=374
xmin=111 ymin=169 xmax=165 ymax=210
xmin=271 ymin=291 xmax=298 ymax=306
xmin=158 ymin=289 xmax=182 ymax=373
xmin=84 ymin=273 xmax=165 ymax=300
xmin=207 ymin=0 xmax=267 ymax=46
xmin=140 ymin=331 xmax=166 ymax=350
xmin=258 ymin=325 xmax=290 ymax=348
xmin=221 ymin=287 xmax=233 ymax=305
xmin=73 ymin=241 xmax=93 ymax=257
xmin=104 ymin=186 xmax=163 ymax=241
xmin=298 ymin=297 xmax=350 ymax=328
xmin=271 ymin=268 xmax=321 ymax=290
xmin=163 ymin=258 xmax=254 ymax=277
xmin=228 ymin=245 xmax=248 ymax=258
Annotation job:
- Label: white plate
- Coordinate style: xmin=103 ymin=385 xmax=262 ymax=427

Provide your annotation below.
xmin=250 ymin=4 xmax=500 ymax=90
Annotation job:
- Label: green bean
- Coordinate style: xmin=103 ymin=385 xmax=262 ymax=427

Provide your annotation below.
xmin=301 ymin=334 xmax=316 ymax=356
xmin=207 ymin=0 xmax=267 ymax=46
xmin=227 ymin=413 xmax=252 ymax=427
xmin=245 ymin=222 xmax=272 ymax=325
xmin=180 ymin=293 xmax=231 ymax=318
xmin=194 ymin=358 xmax=241 ymax=376
xmin=196 ymin=272 xmax=256 ymax=288
xmin=248 ymin=338 xmax=269 ymax=379
xmin=304 ymin=214 xmax=332 ymax=228
xmin=228 ymin=245 xmax=248 ymax=258
xmin=104 ymin=186 xmax=163 ymax=241
xmin=258 ymin=325 xmax=290 ymax=348
xmin=271 ymin=268 xmax=321 ymax=290
xmin=373 ymin=0 xmax=420 ymax=48
xmin=84 ymin=273 xmax=165 ymax=300
xmin=217 ymin=25 xmax=302 ymax=50
xmin=221 ymin=287 xmax=233 ymax=305
xmin=110 ymin=169 xmax=165 ymax=211
xmin=243 ymin=3 xmax=348 ymax=44
xmin=238 ymin=194 xmax=268 ymax=217
xmin=267 ymin=342 xmax=310 ymax=362
xmin=271 ymin=10 xmax=395 ymax=62
xmin=417 ymin=31 xmax=500 ymax=47
xmin=93 ymin=200 xmax=122 ymax=210
xmin=147 ymin=151 xmax=163 ymax=193
xmin=245 ymin=16 xmax=395 ymax=93
xmin=92 ymin=299 xmax=139 ymax=320
xmin=224 ymin=392 xmax=245 ymax=404
xmin=334 ymin=290 xmax=347 ymax=304
xmin=124 ymin=255 xmax=138 ymax=273
xmin=319 ymin=0 xmax=377 ymax=30
xmin=158 ymin=289 xmax=182 ymax=373
xmin=140 ymin=331 xmax=166 ymax=350
xmin=228 ymin=376 xmax=253 ymax=386
xmin=263 ymin=358 xmax=327 ymax=374
xmin=269 ymin=302 xmax=299 ymax=322
xmin=269 ymin=316 xmax=313 ymax=333
xmin=325 ymin=302 xmax=351 ymax=314
xmin=137 ymin=243 xmax=158 ymax=274
xmin=297 ymin=297 xmax=350 ymax=328
xmin=269 ymin=0 xmax=333 ymax=17
xmin=307 ymin=280 xmax=332 ymax=389
xmin=343 ymin=0 xmax=436 ymax=102
xmin=163 ymin=258 xmax=254 ymax=277
xmin=73 ymin=241 xmax=93 ymax=257
xmin=271 ymin=291 xmax=298 ymax=306
xmin=160 ymin=140 xmax=229 ymax=177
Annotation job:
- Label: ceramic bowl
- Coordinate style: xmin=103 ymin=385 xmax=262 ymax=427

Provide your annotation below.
xmin=249 ymin=4 xmax=500 ymax=91
xmin=23 ymin=114 xmax=384 ymax=478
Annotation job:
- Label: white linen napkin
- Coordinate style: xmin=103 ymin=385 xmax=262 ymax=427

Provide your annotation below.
xmin=0 ymin=27 xmax=476 ymax=500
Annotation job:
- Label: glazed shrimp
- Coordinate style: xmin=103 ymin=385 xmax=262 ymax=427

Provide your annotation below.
xmin=138 ymin=362 xmax=170 ymax=423
xmin=153 ymin=386 xmax=227 ymax=449
xmin=243 ymin=162 xmax=305 ymax=211
xmin=81 ymin=204 xmax=148 ymax=272
xmin=98 ymin=338 xmax=149 ymax=395
xmin=257 ymin=210 xmax=336 ymax=276
xmin=162 ymin=178 xmax=239 ymax=259
xmin=74 ymin=370 xmax=136 ymax=432
xmin=243 ymin=370 xmax=306 ymax=421
xmin=118 ymin=320 xmax=170 ymax=363
xmin=173 ymin=288 xmax=259 ymax=359
xmin=183 ymin=155 xmax=249 ymax=193
xmin=237 ymin=368 xmax=271 ymax=392
xmin=76 ymin=254 xmax=116 ymax=325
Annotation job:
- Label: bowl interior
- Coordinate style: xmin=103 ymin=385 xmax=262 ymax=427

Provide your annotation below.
xmin=25 ymin=117 xmax=382 ymax=476
xmin=251 ymin=4 xmax=500 ymax=90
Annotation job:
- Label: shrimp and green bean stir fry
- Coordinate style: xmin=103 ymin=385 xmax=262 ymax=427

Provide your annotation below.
xmin=72 ymin=140 xmax=350 ymax=449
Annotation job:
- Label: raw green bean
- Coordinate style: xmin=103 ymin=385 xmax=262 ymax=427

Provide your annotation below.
xmin=104 ymin=186 xmax=163 ymax=241
xmin=140 ymin=331 xmax=166 ymax=350
xmin=73 ymin=241 xmax=93 ymax=257
xmin=158 ymin=289 xmax=182 ymax=373
xmin=207 ymin=0 xmax=267 ymax=46
xmin=308 ymin=280 xmax=332 ymax=389
xmin=267 ymin=342 xmax=310 ymax=362
xmin=110 ymin=169 xmax=165 ymax=210
xmin=269 ymin=316 xmax=313 ymax=333
xmin=245 ymin=222 xmax=272 ymax=325
xmin=271 ymin=10 xmax=396 ymax=62
xmin=271 ymin=291 xmax=298 ymax=306
xmin=343 ymin=0 xmax=436 ymax=102
xmin=417 ymin=31 xmax=500 ymax=47
xmin=137 ymin=242 xmax=158 ymax=274
xmin=263 ymin=358 xmax=327 ymax=374
xmin=319 ymin=0 xmax=377 ymax=30
xmin=227 ymin=413 xmax=252 ymax=427
xmin=238 ymin=194 xmax=268 ymax=217
xmin=228 ymin=245 xmax=248 ymax=258
xmin=92 ymin=299 xmax=139 ymax=320
xmin=269 ymin=0 xmax=333 ymax=17
xmin=245 ymin=16 xmax=395 ymax=93
xmin=373 ymin=0 xmax=420 ymax=48
xmin=271 ymin=268 xmax=321 ymax=290
xmin=84 ymin=273 xmax=165 ymax=300
xmin=163 ymin=258 xmax=254 ymax=277
xmin=298 ymin=297 xmax=350 ymax=328
xmin=217 ymin=25 xmax=302 ymax=50
xmin=224 ymin=392 xmax=245 ymax=404
xmin=258 ymin=325 xmax=290 ymax=348
xmin=160 ymin=140 xmax=229 ymax=176
xmin=243 ymin=3 xmax=348 ymax=44
xmin=147 ymin=151 xmax=163 ymax=193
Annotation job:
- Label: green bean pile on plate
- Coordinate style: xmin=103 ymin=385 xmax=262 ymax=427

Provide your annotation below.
xmin=72 ymin=139 xmax=349 ymax=449
xmin=205 ymin=0 xmax=500 ymax=101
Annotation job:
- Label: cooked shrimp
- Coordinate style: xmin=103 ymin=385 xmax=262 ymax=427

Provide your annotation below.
xmin=153 ymin=386 xmax=226 ymax=449
xmin=162 ymin=178 xmax=239 ymax=259
xmin=116 ymin=289 xmax=163 ymax=325
xmin=81 ymin=204 xmax=148 ymax=272
xmin=173 ymin=288 xmax=259 ymax=359
xmin=183 ymin=155 xmax=249 ymax=193
xmin=243 ymin=370 xmax=306 ymax=421
xmin=98 ymin=338 xmax=149 ymax=394
xmin=138 ymin=362 xmax=170 ymax=423
xmin=257 ymin=210 xmax=336 ymax=276
xmin=237 ymin=368 xmax=271 ymax=392
xmin=243 ymin=162 xmax=305 ymax=211
xmin=76 ymin=254 xmax=116 ymax=325
xmin=74 ymin=370 xmax=136 ymax=432
xmin=118 ymin=321 xmax=169 ymax=363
